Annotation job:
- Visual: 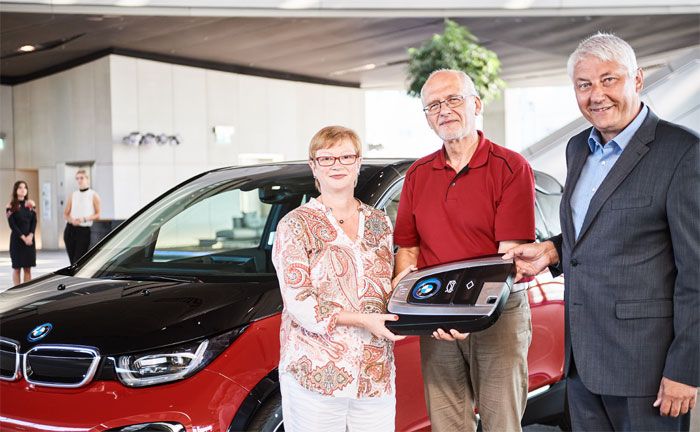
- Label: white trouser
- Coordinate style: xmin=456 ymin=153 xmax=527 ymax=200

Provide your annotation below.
xmin=279 ymin=373 xmax=395 ymax=432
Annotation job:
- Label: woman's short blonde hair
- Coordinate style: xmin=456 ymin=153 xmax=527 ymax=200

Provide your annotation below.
xmin=308 ymin=126 xmax=362 ymax=160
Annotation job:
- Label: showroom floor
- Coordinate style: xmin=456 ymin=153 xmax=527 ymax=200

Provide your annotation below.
xmin=0 ymin=249 xmax=69 ymax=292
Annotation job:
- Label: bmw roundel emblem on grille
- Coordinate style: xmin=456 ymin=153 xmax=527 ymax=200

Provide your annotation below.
xmin=412 ymin=278 xmax=442 ymax=300
xmin=28 ymin=323 xmax=53 ymax=342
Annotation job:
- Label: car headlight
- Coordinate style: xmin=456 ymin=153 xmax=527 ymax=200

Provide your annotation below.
xmin=116 ymin=327 xmax=244 ymax=387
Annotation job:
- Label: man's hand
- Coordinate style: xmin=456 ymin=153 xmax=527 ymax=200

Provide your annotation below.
xmin=502 ymin=241 xmax=559 ymax=282
xmin=432 ymin=328 xmax=469 ymax=341
xmin=653 ymin=377 xmax=697 ymax=416
xmin=392 ymin=265 xmax=417 ymax=289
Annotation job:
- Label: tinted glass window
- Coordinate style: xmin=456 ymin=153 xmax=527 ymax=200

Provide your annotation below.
xmin=536 ymin=190 xmax=562 ymax=240
xmin=383 ymin=183 xmax=402 ymax=227
xmin=74 ymin=166 xmax=313 ymax=280
xmin=153 ymin=189 xmax=272 ymax=262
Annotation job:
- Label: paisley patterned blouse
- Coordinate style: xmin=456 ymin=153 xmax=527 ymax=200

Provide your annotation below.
xmin=272 ymin=198 xmax=395 ymax=399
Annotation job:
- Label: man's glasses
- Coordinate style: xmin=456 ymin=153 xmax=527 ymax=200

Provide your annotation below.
xmin=423 ymin=94 xmax=469 ymax=115
xmin=313 ymin=154 xmax=359 ymax=166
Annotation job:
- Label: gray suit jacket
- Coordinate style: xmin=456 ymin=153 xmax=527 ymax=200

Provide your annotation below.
xmin=550 ymin=108 xmax=699 ymax=396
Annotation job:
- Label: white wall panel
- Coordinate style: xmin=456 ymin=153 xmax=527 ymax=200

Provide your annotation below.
xmin=237 ymin=75 xmax=269 ymax=154
xmin=267 ymin=80 xmax=299 ymax=159
xmin=135 ymin=59 xmax=175 ymax=166
xmin=139 ymin=164 xmax=175 ymax=205
xmin=93 ymin=163 xmax=114 ymax=219
xmin=347 ymin=88 xmax=366 ymax=143
xmin=110 ymin=56 xmax=140 ymax=165
xmin=0 ymin=86 xmax=15 ymax=170
xmin=112 ymin=164 xmax=141 ymax=219
xmin=28 ymin=78 xmax=55 ymax=168
xmin=322 ymin=86 xmax=353 ymax=125
xmin=11 ymin=85 xmax=31 ymax=170
xmin=172 ymin=66 xmax=208 ymax=165
xmin=296 ymin=83 xmax=327 ymax=157
xmin=68 ymin=63 xmax=97 ymax=162
xmin=93 ymin=58 xmax=113 ymax=165
xmin=205 ymin=70 xmax=239 ymax=167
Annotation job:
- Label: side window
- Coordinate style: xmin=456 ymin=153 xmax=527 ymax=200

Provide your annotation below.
xmin=534 ymin=200 xmax=548 ymax=242
xmin=153 ymin=189 xmax=271 ymax=272
xmin=380 ymin=180 xmax=403 ymax=227
xmin=535 ymin=190 xmax=562 ymax=241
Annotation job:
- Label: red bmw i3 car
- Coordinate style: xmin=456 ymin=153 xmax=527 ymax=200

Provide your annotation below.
xmin=0 ymin=160 xmax=566 ymax=432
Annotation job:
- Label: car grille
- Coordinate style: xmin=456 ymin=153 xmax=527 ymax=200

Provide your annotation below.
xmin=0 ymin=338 xmax=20 ymax=381
xmin=23 ymin=345 xmax=100 ymax=388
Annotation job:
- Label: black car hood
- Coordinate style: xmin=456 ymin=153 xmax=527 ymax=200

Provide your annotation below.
xmin=0 ymin=274 xmax=282 ymax=355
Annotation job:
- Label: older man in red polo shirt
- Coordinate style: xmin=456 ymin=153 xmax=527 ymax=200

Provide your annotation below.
xmin=394 ymin=69 xmax=536 ymax=432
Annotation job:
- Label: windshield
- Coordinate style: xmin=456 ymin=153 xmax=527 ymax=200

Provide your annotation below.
xmin=74 ymin=165 xmax=313 ymax=280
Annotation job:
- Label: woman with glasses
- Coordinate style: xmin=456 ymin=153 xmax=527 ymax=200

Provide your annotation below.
xmin=272 ymin=125 xmax=412 ymax=432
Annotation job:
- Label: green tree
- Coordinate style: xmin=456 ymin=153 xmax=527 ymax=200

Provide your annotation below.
xmin=407 ymin=19 xmax=506 ymax=105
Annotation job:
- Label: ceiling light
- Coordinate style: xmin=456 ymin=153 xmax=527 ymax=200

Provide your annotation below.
xmin=503 ymin=0 xmax=535 ymax=9
xmin=279 ymin=0 xmax=318 ymax=9
xmin=2 ymin=34 xmax=85 ymax=60
xmin=329 ymin=63 xmax=376 ymax=77
xmin=115 ymin=0 xmax=150 ymax=6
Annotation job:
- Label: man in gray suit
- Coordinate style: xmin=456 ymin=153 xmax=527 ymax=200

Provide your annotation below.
xmin=504 ymin=33 xmax=698 ymax=431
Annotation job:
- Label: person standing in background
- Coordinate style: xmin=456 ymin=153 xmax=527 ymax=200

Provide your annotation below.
xmin=6 ymin=180 xmax=37 ymax=286
xmin=63 ymin=169 xmax=101 ymax=264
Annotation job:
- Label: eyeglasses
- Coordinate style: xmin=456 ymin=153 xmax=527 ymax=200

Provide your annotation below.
xmin=423 ymin=95 xmax=470 ymax=115
xmin=313 ymin=154 xmax=359 ymax=166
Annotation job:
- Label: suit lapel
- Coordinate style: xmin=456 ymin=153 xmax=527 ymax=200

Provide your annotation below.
xmin=575 ymin=111 xmax=658 ymax=244
xmin=562 ymin=133 xmax=590 ymax=248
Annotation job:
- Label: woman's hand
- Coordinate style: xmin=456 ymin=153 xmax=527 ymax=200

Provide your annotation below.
xmin=360 ymin=313 xmax=406 ymax=342
xmin=392 ymin=265 xmax=417 ymax=289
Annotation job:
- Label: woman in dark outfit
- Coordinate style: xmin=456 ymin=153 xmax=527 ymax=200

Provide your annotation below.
xmin=6 ymin=180 xmax=37 ymax=286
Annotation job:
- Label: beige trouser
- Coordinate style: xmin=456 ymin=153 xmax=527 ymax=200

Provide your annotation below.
xmin=419 ymin=290 xmax=532 ymax=432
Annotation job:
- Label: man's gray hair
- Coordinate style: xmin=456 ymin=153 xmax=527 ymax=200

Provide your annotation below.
xmin=567 ymin=32 xmax=638 ymax=79
xmin=420 ymin=69 xmax=479 ymax=102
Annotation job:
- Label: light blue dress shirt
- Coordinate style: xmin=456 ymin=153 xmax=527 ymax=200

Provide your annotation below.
xmin=570 ymin=105 xmax=649 ymax=239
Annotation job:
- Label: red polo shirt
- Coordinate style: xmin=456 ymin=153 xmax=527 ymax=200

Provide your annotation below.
xmin=394 ymin=131 xmax=535 ymax=268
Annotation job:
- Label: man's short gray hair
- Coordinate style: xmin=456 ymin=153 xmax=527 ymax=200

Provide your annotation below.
xmin=420 ymin=69 xmax=479 ymax=103
xmin=567 ymin=32 xmax=638 ymax=79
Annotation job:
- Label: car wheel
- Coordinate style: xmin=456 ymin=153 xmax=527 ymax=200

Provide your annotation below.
xmin=247 ymin=391 xmax=284 ymax=432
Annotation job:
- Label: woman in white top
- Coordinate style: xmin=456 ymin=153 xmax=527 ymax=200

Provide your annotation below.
xmin=272 ymin=126 xmax=413 ymax=432
xmin=63 ymin=169 xmax=101 ymax=264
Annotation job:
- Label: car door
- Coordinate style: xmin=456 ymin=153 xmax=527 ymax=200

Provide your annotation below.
xmin=375 ymin=178 xmax=431 ymax=431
